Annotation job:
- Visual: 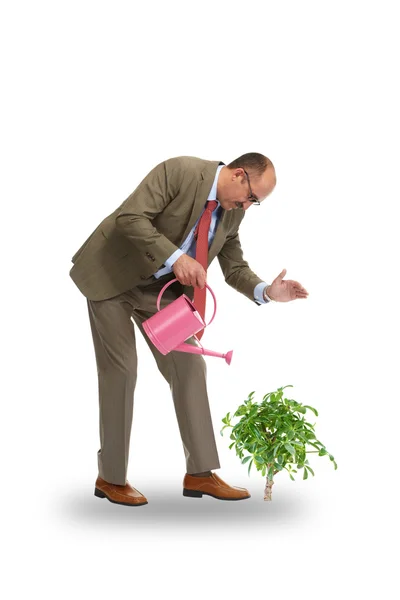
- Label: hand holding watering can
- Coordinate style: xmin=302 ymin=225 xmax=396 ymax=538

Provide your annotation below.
xmin=142 ymin=255 xmax=233 ymax=365
xmin=171 ymin=253 xmax=207 ymax=290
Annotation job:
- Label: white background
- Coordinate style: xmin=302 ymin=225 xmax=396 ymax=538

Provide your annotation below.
xmin=1 ymin=0 xmax=399 ymax=597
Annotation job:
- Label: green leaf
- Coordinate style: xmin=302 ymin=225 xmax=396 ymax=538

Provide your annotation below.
xmin=284 ymin=443 xmax=296 ymax=456
xmin=248 ymin=459 xmax=253 ymax=475
xmin=229 ymin=442 xmax=235 ymax=450
xmin=249 ymin=424 xmax=263 ymax=441
xmin=289 ymin=473 xmax=295 ymax=481
xmin=305 ymin=465 xmax=315 ymax=476
xmin=303 ymin=467 xmax=308 ymax=480
xmin=241 ymin=455 xmax=252 ymax=464
xmin=303 ymin=405 xmax=318 ymax=416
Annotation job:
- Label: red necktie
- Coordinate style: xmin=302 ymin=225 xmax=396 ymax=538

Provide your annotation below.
xmin=193 ymin=200 xmax=218 ymax=341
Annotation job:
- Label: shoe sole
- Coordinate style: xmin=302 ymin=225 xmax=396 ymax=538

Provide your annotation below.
xmin=94 ymin=487 xmax=148 ymax=506
xmin=183 ymin=488 xmax=250 ymax=501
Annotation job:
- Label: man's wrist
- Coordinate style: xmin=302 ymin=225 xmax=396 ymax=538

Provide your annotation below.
xmin=264 ymin=285 xmax=276 ymax=302
xmin=166 ymin=249 xmax=184 ymax=270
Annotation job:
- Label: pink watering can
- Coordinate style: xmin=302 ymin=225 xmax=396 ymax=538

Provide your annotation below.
xmin=142 ymin=278 xmax=233 ymax=365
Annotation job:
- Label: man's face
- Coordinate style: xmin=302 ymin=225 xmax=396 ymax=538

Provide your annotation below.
xmin=217 ymin=166 xmax=276 ymax=211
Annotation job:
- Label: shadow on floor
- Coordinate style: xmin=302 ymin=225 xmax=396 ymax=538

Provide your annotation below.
xmin=53 ymin=482 xmax=312 ymax=531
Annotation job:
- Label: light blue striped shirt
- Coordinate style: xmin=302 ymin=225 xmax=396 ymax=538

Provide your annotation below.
xmin=153 ymin=165 xmax=270 ymax=304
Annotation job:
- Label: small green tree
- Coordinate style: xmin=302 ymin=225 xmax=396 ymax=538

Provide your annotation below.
xmin=220 ymin=385 xmax=337 ymax=501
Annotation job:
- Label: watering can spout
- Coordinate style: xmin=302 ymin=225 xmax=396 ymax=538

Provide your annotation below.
xmin=173 ymin=343 xmax=233 ymax=366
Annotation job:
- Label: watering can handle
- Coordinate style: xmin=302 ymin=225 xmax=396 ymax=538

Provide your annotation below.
xmin=156 ymin=278 xmax=217 ymax=328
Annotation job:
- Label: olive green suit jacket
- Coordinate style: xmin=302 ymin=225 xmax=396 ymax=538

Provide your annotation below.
xmin=69 ymin=156 xmax=264 ymax=302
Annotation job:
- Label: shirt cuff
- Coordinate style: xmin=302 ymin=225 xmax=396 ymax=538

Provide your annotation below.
xmin=164 ymin=248 xmax=184 ymax=269
xmin=254 ymin=281 xmax=271 ymax=304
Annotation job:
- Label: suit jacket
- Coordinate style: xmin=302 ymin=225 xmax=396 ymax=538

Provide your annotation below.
xmin=69 ymin=156 xmax=265 ymax=302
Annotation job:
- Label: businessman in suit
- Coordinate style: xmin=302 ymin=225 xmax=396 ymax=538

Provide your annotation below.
xmin=69 ymin=153 xmax=309 ymax=506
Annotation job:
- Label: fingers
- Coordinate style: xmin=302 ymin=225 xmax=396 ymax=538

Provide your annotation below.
xmin=295 ymin=285 xmax=309 ymax=298
xmin=288 ymin=279 xmax=308 ymax=293
xmin=273 ymin=268 xmax=287 ymax=283
xmin=296 ymin=286 xmax=308 ymax=294
xmin=196 ymin=274 xmax=206 ymax=289
xmin=173 ymin=259 xmax=206 ymax=288
xmin=298 ymin=286 xmax=309 ymax=295
xmin=196 ymin=267 xmax=207 ymax=289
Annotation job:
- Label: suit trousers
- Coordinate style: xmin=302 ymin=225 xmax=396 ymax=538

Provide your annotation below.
xmin=86 ymin=271 xmax=221 ymax=485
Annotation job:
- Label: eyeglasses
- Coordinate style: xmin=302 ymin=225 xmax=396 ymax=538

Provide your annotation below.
xmin=234 ymin=169 xmax=261 ymax=208
xmin=243 ymin=170 xmax=261 ymax=204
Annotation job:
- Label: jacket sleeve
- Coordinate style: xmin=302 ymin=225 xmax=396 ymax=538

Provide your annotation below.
xmin=217 ymin=226 xmax=266 ymax=304
xmin=115 ymin=157 xmax=185 ymax=269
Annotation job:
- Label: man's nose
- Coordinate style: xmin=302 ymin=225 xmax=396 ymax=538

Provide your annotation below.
xmin=235 ymin=200 xmax=250 ymax=209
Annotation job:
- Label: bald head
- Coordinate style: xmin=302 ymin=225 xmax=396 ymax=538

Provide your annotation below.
xmin=217 ymin=156 xmax=276 ymax=211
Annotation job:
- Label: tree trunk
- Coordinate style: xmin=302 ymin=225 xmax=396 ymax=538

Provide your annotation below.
xmin=264 ymin=477 xmax=274 ymax=501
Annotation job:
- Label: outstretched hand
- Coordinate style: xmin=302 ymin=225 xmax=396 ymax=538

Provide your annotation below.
xmin=267 ymin=269 xmax=309 ymax=302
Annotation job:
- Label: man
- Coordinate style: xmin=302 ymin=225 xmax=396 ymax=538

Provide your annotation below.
xmin=69 ymin=153 xmax=309 ymax=507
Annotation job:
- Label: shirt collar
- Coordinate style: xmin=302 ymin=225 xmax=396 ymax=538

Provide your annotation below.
xmin=207 ymin=164 xmax=224 ymax=207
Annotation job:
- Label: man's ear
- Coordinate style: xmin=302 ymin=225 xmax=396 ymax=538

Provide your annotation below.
xmin=233 ymin=168 xmax=244 ymax=180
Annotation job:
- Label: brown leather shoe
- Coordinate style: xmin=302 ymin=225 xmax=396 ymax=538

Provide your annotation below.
xmin=94 ymin=476 xmax=148 ymax=506
xmin=183 ymin=472 xmax=251 ymax=501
